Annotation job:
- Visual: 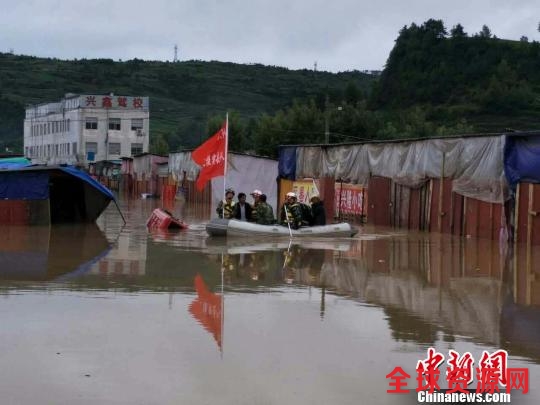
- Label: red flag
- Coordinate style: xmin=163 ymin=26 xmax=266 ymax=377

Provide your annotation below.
xmin=188 ymin=274 xmax=223 ymax=352
xmin=192 ymin=122 xmax=227 ymax=191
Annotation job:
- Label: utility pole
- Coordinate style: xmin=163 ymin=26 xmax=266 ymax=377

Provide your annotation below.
xmin=324 ymin=94 xmax=330 ymax=144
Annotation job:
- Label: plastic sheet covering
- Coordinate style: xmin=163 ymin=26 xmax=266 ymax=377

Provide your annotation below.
xmin=504 ymin=134 xmax=540 ymax=188
xmin=294 ymin=136 xmax=507 ymax=203
xmin=278 ymin=146 xmax=297 ymax=180
xmin=0 ymin=171 xmax=49 ymax=199
xmin=168 ymin=151 xmax=278 ymax=215
xmin=59 ymin=166 xmax=115 ymax=201
xmin=132 ymin=154 xmax=167 ymax=176
xmin=0 ymin=157 xmax=31 ymax=169
xmin=132 ymin=154 xmax=151 ymax=176
xmin=211 ymin=154 xmax=278 ymax=215
xmin=168 ymin=151 xmax=200 ymax=182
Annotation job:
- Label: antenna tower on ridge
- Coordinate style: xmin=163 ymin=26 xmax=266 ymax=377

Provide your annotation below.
xmin=174 ymin=44 xmax=178 ymax=62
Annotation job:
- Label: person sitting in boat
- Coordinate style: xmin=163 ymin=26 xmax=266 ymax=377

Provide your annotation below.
xmin=233 ymin=192 xmax=253 ymax=221
xmin=281 ymin=192 xmax=303 ymax=230
xmin=216 ymin=188 xmax=236 ymax=219
xmin=309 ymin=195 xmax=326 ymax=226
xmin=249 ymin=189 xmax=262 ymax=222
xmin=255 ymin=194 xmax=275 ymax=225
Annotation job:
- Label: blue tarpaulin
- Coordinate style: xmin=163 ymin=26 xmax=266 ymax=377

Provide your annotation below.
xmin=0 ymin=157 xmax=31 ymax=170
xmin=59 ymin=165 xmax=115 ymax=201
xmin=0 ymin=171 xmax=50 ymax=199
xmin=278 ymin=146 xmax=297 ymax=180
xmin=0 ymin=165 xmax=115 ymax=201
xmin=504 ymin=134 xmax=540 ymax=189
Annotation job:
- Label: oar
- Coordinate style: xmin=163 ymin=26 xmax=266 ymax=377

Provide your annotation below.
xmin=283 ymin=204 xmax=293 ymax=238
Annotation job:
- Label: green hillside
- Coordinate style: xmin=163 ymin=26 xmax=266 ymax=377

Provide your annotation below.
xmin=370 ymin=19 xmax=540 ymax=131
xmin=247 ymin=19 xmax=540 ymax=156
xmin=0 ymin=53 xmax=374 ymax=153
xmin=3 ymin=20 xmax=540 ymax=157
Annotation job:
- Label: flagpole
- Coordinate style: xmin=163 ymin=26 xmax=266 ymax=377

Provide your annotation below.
xmin=223 ymin=113 xmax=229 ymax=199
xmin=221 ymin=253 xmax=225 ymax=358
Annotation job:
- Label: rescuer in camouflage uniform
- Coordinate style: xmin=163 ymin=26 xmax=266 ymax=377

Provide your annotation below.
xmin=280 ymin=192 xmax=303 ymax=230
xmin=250 ymin=189 xmax=262 ymax=222
xmin=255 ymin=194 xmax=275 ymax=225
xmin=216 ymin=188 xmax=236 ymax=219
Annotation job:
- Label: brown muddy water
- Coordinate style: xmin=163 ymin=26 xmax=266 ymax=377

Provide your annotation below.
xmin=1 ymin=198 xmax=539 ymax=405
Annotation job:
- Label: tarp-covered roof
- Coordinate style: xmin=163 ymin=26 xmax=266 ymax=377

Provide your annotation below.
xmin=0 ymin=157 xmax=31 ymax=170
xmin=0 ymin=165 xmax=115 ymax=201
xmin=504 ymin=132 xmax=540 ymax=188
xmin=279 ymin=135 xmax=509 ymax=204
xmin=169 ymin=151 xmax=278 ymax=213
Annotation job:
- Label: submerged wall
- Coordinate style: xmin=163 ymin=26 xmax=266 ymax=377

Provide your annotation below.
xmin=279 ymin=132 xmax=540 ymax=242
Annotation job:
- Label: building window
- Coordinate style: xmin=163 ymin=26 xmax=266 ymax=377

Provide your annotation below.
xmin=131 ymin=143 xmax=143 ymax=155
xmin=108 ymin=142 xmax=121 ymax=155
xmin=67 ymin=119 xmax=70 ymax=131
xmin=72 ymin=142 xmax=77 ymax=155
xmin=85 ymin=117 xmax=98 ymax=130
xmin=108 ymin=118 xmax=121 ymax=131
xmin=131 ymin=118 xmax=143 ymax=130
xmin=86 ymin=142 xmax=98 ymax=154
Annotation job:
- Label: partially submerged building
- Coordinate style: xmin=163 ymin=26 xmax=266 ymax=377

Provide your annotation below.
xmin=278 ymin=131 xmax=540 ymax=245
xmin=24 ymin=93 xmax=149 ymax=165
xmin=168 ymin=151 xmax=278 ymax=216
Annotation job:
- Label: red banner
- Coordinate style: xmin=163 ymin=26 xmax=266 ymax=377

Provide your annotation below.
xmin=334 ymin=183 xmax=366 ymax=215
xmin=188 ymin=274 xmax=223 ymax=352
xmin=192 ymin=122 xmax=227 ymax=191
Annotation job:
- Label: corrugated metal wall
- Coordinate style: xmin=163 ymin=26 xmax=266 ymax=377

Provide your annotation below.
xmin=362 ymin=176 xmax=506 ymax=241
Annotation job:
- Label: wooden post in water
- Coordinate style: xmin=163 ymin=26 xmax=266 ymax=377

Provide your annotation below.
xmin=513 ymin=183 xmax=520 ymax=302
xmin=526 ymin=183 xmax=534 ymax=305
xmin=438 ymin=152 xmax=446 ymax=233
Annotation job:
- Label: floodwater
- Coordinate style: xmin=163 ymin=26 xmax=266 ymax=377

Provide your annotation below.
xmin=1 ymin=198 xmax=539 ymax=405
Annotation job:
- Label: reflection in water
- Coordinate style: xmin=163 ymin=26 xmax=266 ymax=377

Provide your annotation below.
xmin=0 ymin=224 xmax=110 ymax=282
xmin=189 ymin=274 xmax=223 ymax=353
xmin=196 ymin=232 xmax=538 ymax=363
xmin=1 ymin=199 xmax=539 ymax=404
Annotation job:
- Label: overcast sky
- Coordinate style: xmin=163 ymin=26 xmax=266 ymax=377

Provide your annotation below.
xmin=1 ymin=0 xmax=538 ymax=72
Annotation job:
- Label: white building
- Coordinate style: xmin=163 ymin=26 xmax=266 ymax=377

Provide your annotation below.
xmin=24 ymin=93 xmax=149 ymax=165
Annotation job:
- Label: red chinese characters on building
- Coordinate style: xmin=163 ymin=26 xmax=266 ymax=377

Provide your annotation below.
xmin=85 ymin=96 xmax=96 ymax=106
xmin=334 ymin=184 xmax=365 ymax=215
xmin=133 ymin=97 xmax=143 ymax=109
xmin=298 ymin=186 xmax=306 ymax=202
xmin=446 ymin=350 xmax=474 ymax=394
xmin=117 ymin=97 xmax=128 ymax=107
xmin=102 ymin=96 xmax=112 ymax=108
xmin=416 ymin=348 xmax=445 ymax=393
xmin=386 ymin=367 xmax=410 ymax=394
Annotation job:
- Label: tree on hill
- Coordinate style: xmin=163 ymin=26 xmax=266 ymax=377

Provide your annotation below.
xmin=450 ymin=24 xmax=467 ymax=38
xmin=478 ymin=25 xmax=492 ymax=38
xmin=367 ymin=18 xmax=540 ymax=134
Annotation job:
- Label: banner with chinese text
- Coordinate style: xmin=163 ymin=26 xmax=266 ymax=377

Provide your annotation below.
xmin=334 ymin=183 xmax=366 ymax=216
xmin=292 ymin=181 xmax=319 ymax=204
